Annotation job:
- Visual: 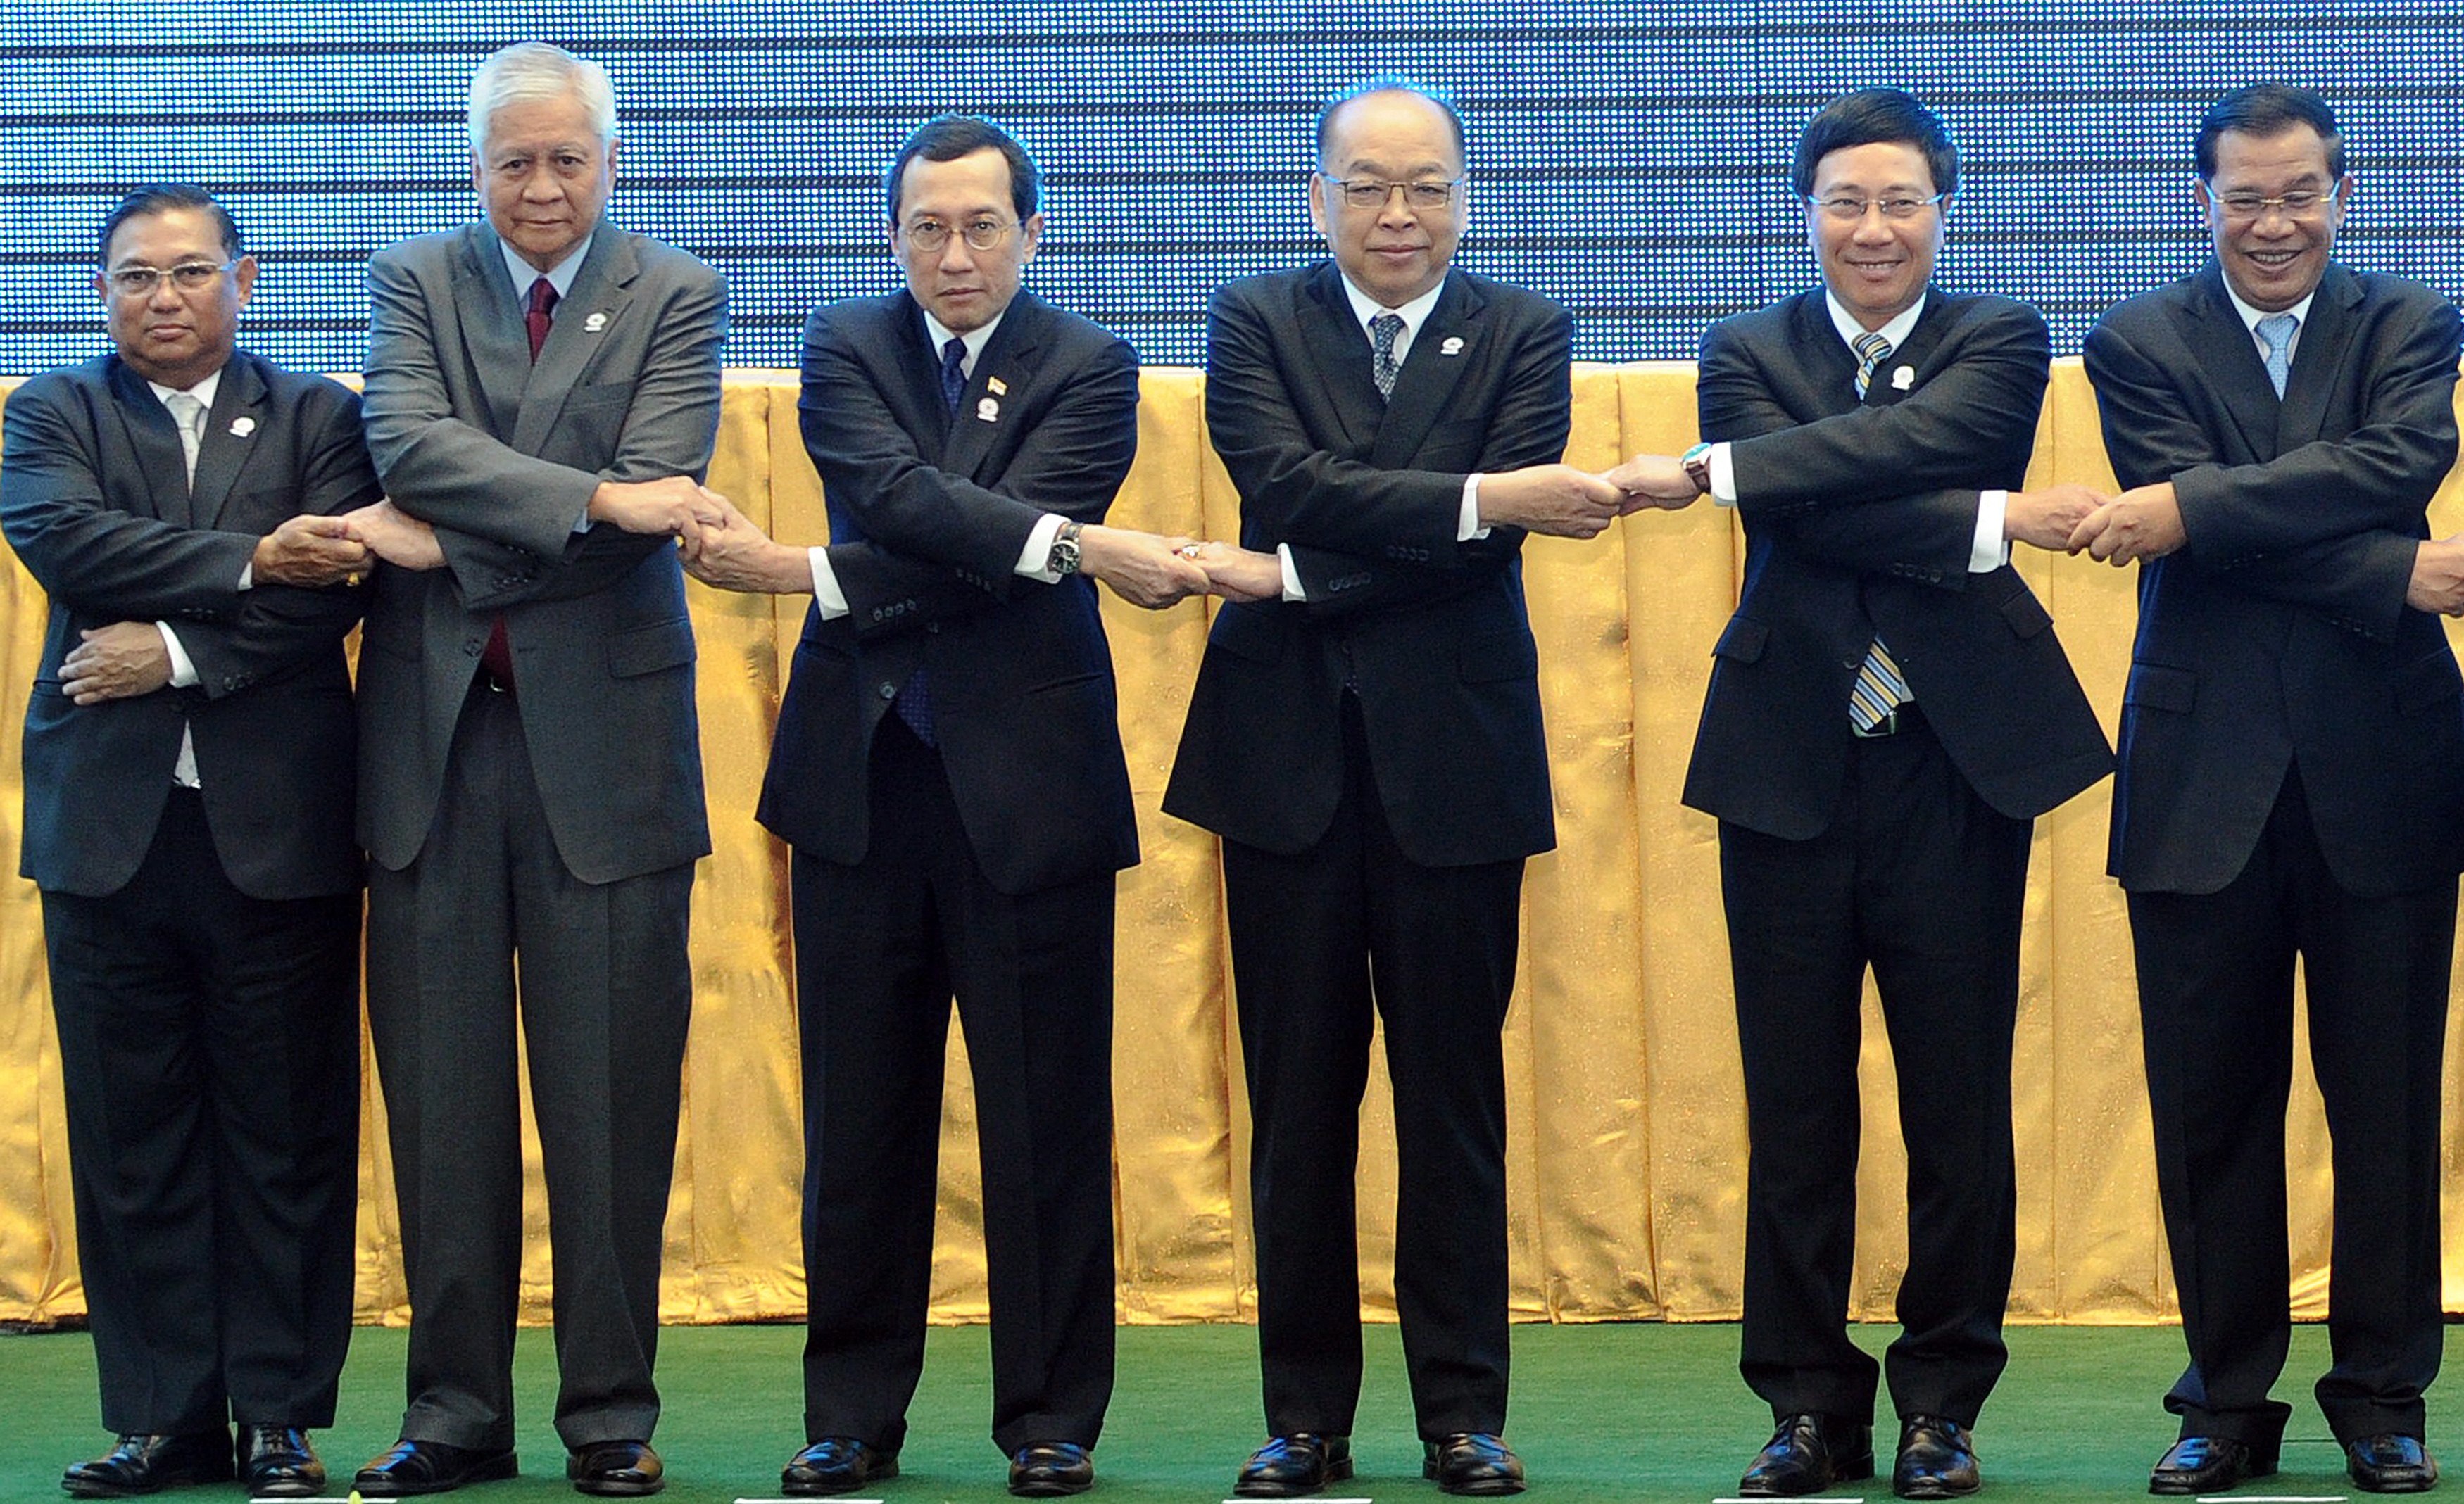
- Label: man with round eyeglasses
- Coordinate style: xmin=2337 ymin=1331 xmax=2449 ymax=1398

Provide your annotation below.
xmin=2 ymin=182 xmax=377 ymax=1501
xmin=686 ymin=112 xmax=1207 ymax=1500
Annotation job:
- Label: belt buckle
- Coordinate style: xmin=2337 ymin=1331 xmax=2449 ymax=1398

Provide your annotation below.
xmin=1853 ymin=707 xmax=1899 ymax=739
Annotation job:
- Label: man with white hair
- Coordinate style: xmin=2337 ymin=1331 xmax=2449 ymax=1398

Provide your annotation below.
xmin=347 ymin=40 xmax=727 ymax=1498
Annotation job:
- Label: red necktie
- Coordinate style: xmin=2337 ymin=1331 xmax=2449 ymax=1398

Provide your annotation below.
xmin=525 ymin=277 xmax=558 ymax=362
xmin=483 ymin=277 xmax=559 ymax=690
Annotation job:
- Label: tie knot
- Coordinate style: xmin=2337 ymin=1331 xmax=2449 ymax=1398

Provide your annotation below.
xmin=163 ymin=391 xmax=205 ymax=430
xmin=2257 ymin=312 xmax=2298 ymax=352
xmin=527 ymin=277 xmax=558 ymax=318
xmin=1852 ymin=330 xmax=1893 ymax=364
xmin=941 ymin=336 xmax=967 ymax=373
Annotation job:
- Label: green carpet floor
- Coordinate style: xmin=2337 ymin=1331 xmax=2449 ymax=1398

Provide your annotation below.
xmin=0 ymin=1322 xmax=2430 ymax=1504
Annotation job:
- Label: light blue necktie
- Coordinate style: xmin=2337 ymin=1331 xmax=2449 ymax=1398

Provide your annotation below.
xmin=2256 ymin=312 xmax=2298 ymax=399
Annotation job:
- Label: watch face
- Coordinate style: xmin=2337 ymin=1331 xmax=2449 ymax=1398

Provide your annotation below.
xmin=1051 ymin=538 xmax=1081 ymax=576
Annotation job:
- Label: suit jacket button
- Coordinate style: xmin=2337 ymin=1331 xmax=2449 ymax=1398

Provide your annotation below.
xmin=926 ymin=621 xmax=941 ymax=634
xmin=879 ymin=682 xmax=898 ymax=700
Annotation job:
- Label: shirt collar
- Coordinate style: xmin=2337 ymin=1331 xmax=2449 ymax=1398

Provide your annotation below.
xmin=500 ymin=232 xmax=595 ymax=305
xmin=147 ymin=367 xmax=222 ymax=414
xmin=919 ymin=301 xmax=1007 ymax=375
xmin=1825 ymin=289 xmax=1927 ymax=354
xmin=1338 ymin=271 xmax=1447 ymax=343
xmin=2220 ymin=278 xmax=2316 ymax=339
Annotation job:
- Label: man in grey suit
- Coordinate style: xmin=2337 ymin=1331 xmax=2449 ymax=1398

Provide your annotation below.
xmin=3 ymin=183 xmax=375 ymax=1501
xmin=344 ymin=41 xmax=728 ymax=1500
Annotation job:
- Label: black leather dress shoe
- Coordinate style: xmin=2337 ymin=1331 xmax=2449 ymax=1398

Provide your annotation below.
xmin=237 ymin=1426 xmax=325 ymax=1498
xmin=781 ymin=1439 xmax=898 ymax=1497
xmin=1233 ymin=1434 xmax=1353 ymax=1497
xmin=353 ymin=1439 xmax=520 ymax=1496
xmin=2149 ymin=1436 xmax=2275 ymax=1496
xmin=1008 ymin=1441 xmax=1093 ymax=1498
xmin=1423 ymin=1434 xmax=1525 ymax=1497
xmin=2348 ymin=1435 xmax=2439 ymax=1493
xmin=568 ymin=1441 xmax=663 ymax=1497
xmin=63 ymin=1433 xmax=236 ymax=1497
xmin=1892 ymin=1416 xmax=1979 ymax=1499
xmin=1740 ymin=1413 xmax=1875 ymax=1497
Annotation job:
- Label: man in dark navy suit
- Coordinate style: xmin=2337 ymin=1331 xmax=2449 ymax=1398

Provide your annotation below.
xmin=685 ymin=114 xmax=1205 ymax=1500
xmin=2 ymin=184 xmax=376 ymax=1500
xmin=2080 ymin=82 xmax=2464 ymax=1498
xmin=1164 ymin=77 xmax=1676 ymax=1500
xmin=1660 ymin=89 xmax=2110 ymax=1500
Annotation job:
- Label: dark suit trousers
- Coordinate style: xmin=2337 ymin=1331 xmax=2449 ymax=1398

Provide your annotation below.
xmin=1721 ymin=712 xmax=2030 ymax=1429
xmin=45 ymin=788 xmax=360 ymax=1435
xmin=365 ymin=683 xmax=693 ymax=1452
xmin=795 ymin=714 xmax=1117 ymax=1457
xmin=1222 ymin=697 xmax=1523 ymax=1441
xmin=2130 ymin=769 xmax=2451 ymax=1448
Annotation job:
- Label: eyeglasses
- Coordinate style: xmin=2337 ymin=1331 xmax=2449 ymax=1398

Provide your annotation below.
xmin=103 ymin=258 xmax=238 ymax=297
xmin=2209 ymin=187 xmax=2339 ymax=221
xmin=1320 ymin=175 xmax=1462 ymax=210
xmin=900 ymin=217 xmax=1014 ymax=253
xmin=1806 ymin=194 xmax=1946 ymax=222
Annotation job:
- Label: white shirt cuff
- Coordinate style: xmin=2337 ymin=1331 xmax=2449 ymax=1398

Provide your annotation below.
xmin=1459 ymin=474 xmax=1490 ymax=541
xmin=156 ymin=622 xmax=199 ymax=688
xmin=1709 ymin=443 xmax=1738 ymax=506
xmin=1972 ymin=491 xmax=2010 ymax=573
xmin=1276 ymin=543 xmax=1306 ymax=601
xmin=1016 ymin=513 xmax=1068 ymax=583
xmin=808 ymin=546 xmax=848 ymax=619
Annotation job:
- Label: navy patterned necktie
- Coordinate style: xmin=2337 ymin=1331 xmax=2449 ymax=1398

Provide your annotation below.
xmin=940 ymin=336 xmax=967 ymax=412
xmin=1370 ymin=312 xmax=1404 ymax=400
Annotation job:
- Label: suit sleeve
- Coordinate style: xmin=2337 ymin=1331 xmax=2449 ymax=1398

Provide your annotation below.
xmin=0 ymin=378 xmax=262 ymax=619
xmin=1219 ymin=289 xmax=1566 ymax=619
xmin=160 ymin=384 xmax=379 ymax=697
xmin=2083 ymin=296 xmax=2459 ymax=560
xmin=1708 ymin=302 xmax=2047 ymax=548
xmin=361 ymin=244 xmax=729 ymax=565
xmin=797 ymin=310 xmax=1137 ymax=605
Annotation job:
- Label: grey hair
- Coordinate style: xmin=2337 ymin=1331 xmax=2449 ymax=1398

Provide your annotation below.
xmin=467 ymin=42 xmax=617 ymax=152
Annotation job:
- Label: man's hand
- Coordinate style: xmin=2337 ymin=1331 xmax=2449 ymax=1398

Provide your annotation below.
xmin=2068 ymin=482 xmax=2187 ymax=564
xmin=2004 ymin=484 xmax=2111 ymax=552
xmin=682 ymin=496 xmax=815 ymax=595
xmin=1182 ymin=541 xmax=1285 ymax=603
xmin=2409 ymin=536 xmax=2464 ymax=615
xmin=586 ymin=476 xmax=727 ymax=543
xmin=61 ymin=621 xmax=171 ymax=705
xmin=1474 ymin=463 xmax=1628 ymax=538
xmin=251 ymin=514 xmax=374 ymax=588
xmin=1077 ymin=524 xmax=1211 ymax=609
xmin=341 ymin=500 xmax=445 ymax=572
xmin=1602 ymin=453 xmax=1704 ymax=511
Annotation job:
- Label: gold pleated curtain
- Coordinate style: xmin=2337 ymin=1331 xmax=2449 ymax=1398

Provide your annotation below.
xmin=2 ymin=360 xmax=2460 ymax=1330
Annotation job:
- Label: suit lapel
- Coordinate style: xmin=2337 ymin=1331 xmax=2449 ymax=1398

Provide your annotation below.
xmin=106 ymin=358 xmax=191 ymax=526
xmin=941 ymin=290 xmax=1044 ymax=481
xmin=2276 ymin=263 xmax=2358 ymax=453
xmin=513 ymin=228 xmax=634 ymax=455
xmin=2177 ymin=264 xmax=2282 ymax=460
xmin=455 ymin=225 xmax=528 ymax=441
xmin=1780 ymin=293 xmax=1858 ymax=417
xmin=1296 ymin=263 xmax=1383 ymax=452
xmin=1371 ymin=272 xmax=1479 ymax=468
xmin=1864 ymin=290 xmax=1948 ymax=409
xmin=189 ymin=353 xmax=265 ymax=529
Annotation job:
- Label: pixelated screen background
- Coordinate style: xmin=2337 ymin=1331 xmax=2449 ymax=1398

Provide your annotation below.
xmin=4 ymin=0 xmax=2460 ymax=373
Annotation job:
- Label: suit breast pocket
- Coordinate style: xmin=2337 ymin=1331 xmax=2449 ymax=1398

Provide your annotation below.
xmin=1711 ymin=616 xmax=1770 ymax=664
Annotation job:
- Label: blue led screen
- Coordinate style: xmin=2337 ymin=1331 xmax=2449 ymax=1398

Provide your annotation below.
xmin=4 ymin=1 xmax=2463 ymax=375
